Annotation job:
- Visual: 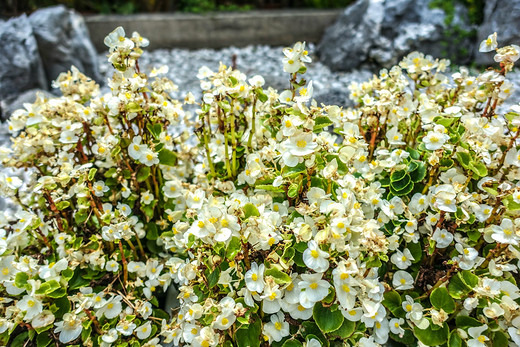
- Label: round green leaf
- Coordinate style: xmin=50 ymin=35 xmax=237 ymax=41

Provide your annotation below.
xmin=430 ymin=287 xmax=455 ymax=313
xmin=313 ymin=303 xmax=344 ymax=333
xmin=413 ymin=320 xmax=448 ymax=346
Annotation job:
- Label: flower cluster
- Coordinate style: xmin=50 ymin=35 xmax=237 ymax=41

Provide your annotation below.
xmin=0 ymin=28 xmax=520 ymax=347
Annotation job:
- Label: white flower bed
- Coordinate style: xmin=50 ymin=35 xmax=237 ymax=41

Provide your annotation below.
xmin=0 ymin=28 xmax=519 ymax=347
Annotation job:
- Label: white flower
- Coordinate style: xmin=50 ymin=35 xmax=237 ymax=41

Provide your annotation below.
xmin=97 ymin=295 xmax=122 ymax=319
xmin=17 ymin=295 xmax=43 ymax=321
xmin=479 ymin=32 xmax=497 ymax=53
xmin=393 ymin=271 xmax=414 ymax=290
xmin=261 ymin=283 xmax=282 ymax=314
xmin=390 ymin=248 xmax=414 ymax=270
xmin=402 ymin=295 xmax=423 ymax=322
xmin=491 ymin=218 xmax=518 ymax=245
xmin=102 ymin=225 xmax=121 ymax=242
xmin=3 ymin=175 xmax=22 ymax=190
xmin=303 ymin=240 xmax=329 ymax=272
xmin=287 ymin=132 xmax=318 ymax=156
xmin=467 ymin=325 xmax=488 ymax=347
xmin=92 ymin=180 xmax=109 ymax=197
xmin=116 ymin=320 xmax=137 ymax=336
xmin=389 ymin=318 xmax=405 ymax=337
xmin=129 ymin=136 xmax=144 ymax=160
xmin=455 ymin=244 xmax=479 ymax=270
xmin=432 ymin=228 xmax=454 ymax=248
xmin=248 ymin=75 xmax=265 ymax=87
xmin=31 ymin=310 xmax=55 ymax=329
xmin=104 ymin=26 xmax=134 ymax=51
xmin=423 ymin=129 xmax=449 ymax=150
xmin=245 ymin=262 xmax=265 ymax=293
xmin=212 ymin=311 xmax=236 ymax=330
xmin=163 ymin=180 xmax=183 ymax=198
xmin=140 ymin=147 xmax=160 ymax=166
xmin=105 ymin=260 xmax=120 ymax=272
xmin=135 ymin=321 xmax=153 ymax=340
xmin=101 ymin=328 xmax=119 ymax=343
xmin=59 ymin=130 xmax=79 ymax=144
xmin=141 ymin=190 xmax=155 ymax=205
xmin=306 ymin=338 xmax=322 ymax=347
xmin=299 ymin=273 xmax=330 ymax=308
xmin=54 ymin=313 xmax=83 ymax=344
xmin=263 ymin=312 xmax=289 ymax=342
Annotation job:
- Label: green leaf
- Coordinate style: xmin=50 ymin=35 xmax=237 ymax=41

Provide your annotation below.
xmin=448 ymin=273 xmax=471 ymax=299
xmin=243 ymin=203 xmax=260 ymax=219
xmin=456 ymin=152 xmax=471 ymax=169
xmin=137 ymin=166 xmax=151 ymax=182
xmin=409 ymin=162 xmax=427 ymax=182
xmin=282 ymin=340 xmax=303 ymax=347
xmin=282 ymin=162 xmax=306 ymax=178
xmin=47 ymin=287 xmax=67 ymax=298
xmin=75 ymin=210 xmax=89 ymax=224
xmin=146 ymin=123 xmax=163 ymax=139
xmin=255 ymin=184 xmax=285 ymax=193
xmin=313 ymin=303 xmax=344 ymax=333
xmin=158 ymin=148 xmax=177 ymax=166
xmin=455 ymin=315 xmax=482 ymax=329
xmin=413 ymin=321 xmax=449 ymax=346
xmin=53 ymin=296 xmax=70 ymax=319
xmin=313 ymin=116 xmax=333 ymax=132
xmin=435 ymin=117 xmax=456 ymax=128
xmin=504 ymin=195 xmax=520 ymax=211
xmin=265 ymin=266 xmax=292 ymax=285
xmin=382 ymin=290 xmax=404 ymax=317
xmin=448 ymin=330 xmax=463 ymax=347
xmin=15 ymin=272 xmax=29 ymax=288
xmin=288 ymin=183 xmax=299 ymax=198
xmin=256 ymin=89 xmax=268 ymax=103
xmin=390 ymin=174 xmax=411 ymax=191
xmin=36 ymin=333 xmax=52 ymax=347
xmin=146 ymin=223 xmax=159 ymax=241
xmin=88 ymin=168 xmax=97 ymax=181
xmin=69 ymin=269 xmax=91 ymax=290
xmin=301 ymin=322 xmax=328 ymax=347
xmin=390 ymin=181 xmax=414 ymax=196
xmin=492 ymin=330 xmax=508 ymax=346
xmin=407 ymin=147 xmax=421 ymax=160
xmin=390 ymin=170 xmax=407 ymax=182
xmin=330 ymin=319 xmax=355 ymax=339
xmin=407 ymin=242 xmax=423 ymax=263
xmin=235 ymin=315 xmax=261 ymax=347
xmin=226 ymin=237 xmax=242 ymax=260
xmin=207 ymin=267 xmax=220 ymax=288
xmin=430 ymin=287 xmax=455 ymax=313
xmin=55 ymin=201 xmax=70 ymax=210
xmin=10 ymin=331 xmax=29 ymax=347
xmin=469 ymin=161 xmax=488 ymax=177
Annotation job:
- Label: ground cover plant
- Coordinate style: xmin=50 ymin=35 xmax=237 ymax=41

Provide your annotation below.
xmin=0 ymin=28 xmax=520 ymax=347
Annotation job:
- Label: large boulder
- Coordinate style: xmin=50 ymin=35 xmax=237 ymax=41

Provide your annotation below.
xmin=0 ymin=15 xmax=47 ymax=102
xmin=318 ymin=0 xmax=474 ymax=71
xmin=29 ymin=5 xmax=101 ymax=88
xmin=476 ymin=0 xmax=520 ymax=66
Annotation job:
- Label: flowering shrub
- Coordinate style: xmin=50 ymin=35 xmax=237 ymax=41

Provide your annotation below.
xmin=1 ymin=27 xmax=520 ymax=347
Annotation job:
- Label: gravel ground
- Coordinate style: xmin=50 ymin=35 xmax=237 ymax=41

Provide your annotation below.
xmin=98 ymin=43 xmax=373 ymax=107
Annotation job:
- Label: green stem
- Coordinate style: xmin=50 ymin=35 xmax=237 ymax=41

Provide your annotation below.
xmin=247 ymin=96 xmax=257 ymax=151
xmin=230 ymin=110 xmax=237 ymax=177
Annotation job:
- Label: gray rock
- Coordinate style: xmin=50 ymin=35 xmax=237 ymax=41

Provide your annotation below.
xmin=318 ymin=0 xmax=475 ymax=72
xmin=0 ymin=89 xmax=55 ymax=122
xmin=476 ymin=0 xmax=520 ymax=66
xmin=0 ymin=15 xmax=47 ymax=102
xmin=29 ymin=5 xmax=101 ymax=87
